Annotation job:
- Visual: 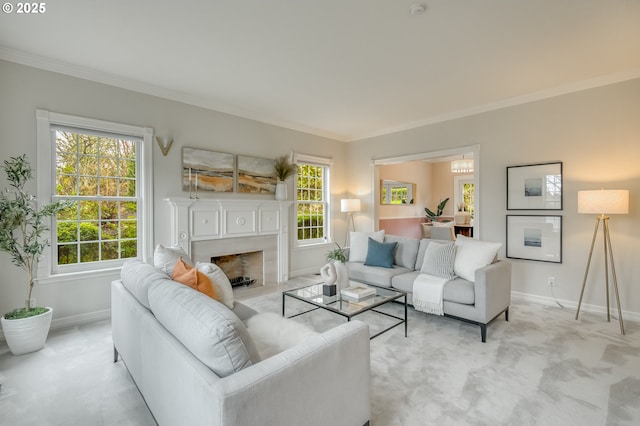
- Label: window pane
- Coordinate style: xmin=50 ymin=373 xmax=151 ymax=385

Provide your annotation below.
xmin=79 ymin=155 xmax=98 ymax=176
xmin=79 ymin=201 xmax=99 ymax=220
xmin=57 ymin=244 xmax=77 ymax=265
xmin=100 ymin=201 xmax=118 ymax=220
xmin=57 ymin=222 xmax=78 ymax=243
xmin=101 ymin=221 xmax=118 ymax=240
xmin=80 ymin=222 xmax=99 ymax=241
xmin=121 ymin=239 xmax=137 ymax=258
xmin=121 ymin=220 xmax=137 ymax=239
xmin=101 ymin=241 xmax=119 ymax=260
xmin=80 ymin=242 xmax=99 ymax=262
xmin=79 ymin=176 xmax=98 ymax=196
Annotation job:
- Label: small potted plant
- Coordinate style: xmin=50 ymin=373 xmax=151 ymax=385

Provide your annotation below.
xmin=0 ymin=154 xmax=74 ymax=355
xmin=324 ymin=242 xmax=349 ymax=289
xmin=273 ymin=155 xmax=297 ymax=200
xmin=424 ymin=197 xmax=450 ymax=223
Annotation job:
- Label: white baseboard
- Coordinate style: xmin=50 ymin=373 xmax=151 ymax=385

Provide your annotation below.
xmin=0 ymin=309 xmax=111 ymax=342
xmin=512 ymin=291 xmax=640 ymax=323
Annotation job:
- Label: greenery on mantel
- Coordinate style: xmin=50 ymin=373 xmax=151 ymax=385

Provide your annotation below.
xmin=273 ymin=155 xmax=297 ymax=181
xmin=0 ymin=155 xmax=74 ymax=318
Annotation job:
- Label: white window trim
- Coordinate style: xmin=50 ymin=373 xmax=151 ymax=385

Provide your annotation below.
xmin=35 ymin=109 xmax=153 ymax=281
xmin=293 ymin=153 xmax=332 ymax=248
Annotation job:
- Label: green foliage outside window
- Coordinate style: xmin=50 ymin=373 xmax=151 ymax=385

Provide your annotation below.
xmin=296 ymin=164 xmax=327 ymax=241
xmin=54 ymin=131 xmax=138 ymax=265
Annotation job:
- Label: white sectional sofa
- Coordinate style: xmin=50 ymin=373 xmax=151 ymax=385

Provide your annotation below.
xmin=346 ymin=233 xmax=511 ymax=342
xmin=112 ymin=259 xmax=371 ymax=426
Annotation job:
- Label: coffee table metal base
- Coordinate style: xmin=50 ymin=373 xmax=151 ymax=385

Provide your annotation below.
xmin=282 ymin=286 xmax=407 ymax=340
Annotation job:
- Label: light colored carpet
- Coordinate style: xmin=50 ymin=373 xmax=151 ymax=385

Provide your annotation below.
xmin=1 ymin=275 xmax=639 ymax=425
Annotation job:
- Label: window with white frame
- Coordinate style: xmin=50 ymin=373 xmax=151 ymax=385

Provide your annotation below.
xmin=294 ymin=153 xmax=331 ymax=246
xmin=36 ymin=110 xmax=153 ymax=276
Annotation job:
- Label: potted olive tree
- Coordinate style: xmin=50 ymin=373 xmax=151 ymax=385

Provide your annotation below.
xmin=0 ymin=155 xmax=73 ymax=355
xmin=273 ymin=155 xmax=296 ymax=201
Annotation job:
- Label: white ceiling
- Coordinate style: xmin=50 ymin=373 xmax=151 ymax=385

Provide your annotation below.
xmin=1 ymin=0 xmax=639 ymax=142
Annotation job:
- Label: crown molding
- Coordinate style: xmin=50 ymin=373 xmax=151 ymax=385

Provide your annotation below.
xmin=2 ymin=46 xmax=639 ymax=144
xmin=350 ymin=69 xmax=640 ymax=142
xmin=0 ymin=46 xmax=347 ymax=142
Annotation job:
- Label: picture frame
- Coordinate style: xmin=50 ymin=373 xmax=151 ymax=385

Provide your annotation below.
xmin=506 ymin=215 xmax=562 ymax=263
xmin=506 ymin=162 xmax=562 ymax=210
xmin=237 ymin=155 xmax=277 ymax=194
xmin=182 ymin=148 xmax=234 ymax=192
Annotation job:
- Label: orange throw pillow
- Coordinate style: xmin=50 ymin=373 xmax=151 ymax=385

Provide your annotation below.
xmin=171 ymin=257 xmax=218 ymax=301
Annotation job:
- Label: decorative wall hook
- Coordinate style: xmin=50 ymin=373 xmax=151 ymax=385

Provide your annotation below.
xmin=155 ymin=136 xmax=174 ymax=156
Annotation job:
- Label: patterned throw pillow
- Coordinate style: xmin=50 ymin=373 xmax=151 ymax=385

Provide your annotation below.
xmin=420 ymin=241 xmax=456 ymax=280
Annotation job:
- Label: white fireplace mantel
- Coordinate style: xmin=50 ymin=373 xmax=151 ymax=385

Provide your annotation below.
xmin=166 ymin=197 xmax=293 ymax=283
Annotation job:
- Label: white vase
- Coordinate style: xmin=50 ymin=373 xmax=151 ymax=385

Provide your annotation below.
xmin=275 ymin=181 xmax=287 ymax=201
xmin=333 ymin=261 xmax=349 ymax=289
xmin=1 ymin=307 xmax=53 ymax=355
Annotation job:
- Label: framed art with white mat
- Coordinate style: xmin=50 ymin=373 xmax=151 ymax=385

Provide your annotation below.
xmin=506 ymin=215 xmax=562 ymax=263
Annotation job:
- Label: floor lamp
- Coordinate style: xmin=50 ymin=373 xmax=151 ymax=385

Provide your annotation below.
xmin=341 ymin=198 xmax=361 ymax=247
xmin=575 ymin=189 xmax=629 ymax=335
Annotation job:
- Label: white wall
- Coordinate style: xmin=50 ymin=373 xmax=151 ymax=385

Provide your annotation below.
xmin=347 ymin=78 xmax=640 ymax=318
xmin=2 ymin=58 xmax=638 ymax=327
xmin=0 ymin=60 xmax=348 ymax=326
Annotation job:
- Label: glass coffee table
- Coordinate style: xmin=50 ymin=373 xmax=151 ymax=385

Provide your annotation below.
xmin=282 ymin=282 xmax=407 ymax=339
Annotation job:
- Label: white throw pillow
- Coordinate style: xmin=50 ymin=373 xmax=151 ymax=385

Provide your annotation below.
xmin=153 ymin=244 xmax=193 ymax=276
xmin=246 ymin=312 xmax=318 ymax=360
xmin=349 ymin=230 xmax=385 ymax=262
xmin=196 ymin=262 xmax=235 ymax=309
xmin=453 ymin=235 xmax=502 ymax=282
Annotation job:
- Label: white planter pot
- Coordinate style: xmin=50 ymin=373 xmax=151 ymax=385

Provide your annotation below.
xmin=454 ymin=211 xmax=471 ymax=225
xmin=1 ymin=307 xmax=53 ymax=355
xmin=275 ymin=181 xmax=287 ymax=201
xmin=333 ymin=261 xmax=350 ymax=290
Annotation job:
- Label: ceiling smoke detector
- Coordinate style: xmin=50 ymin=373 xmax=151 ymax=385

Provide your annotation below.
xmin=410 ymin=3 xmax=427 ymax=16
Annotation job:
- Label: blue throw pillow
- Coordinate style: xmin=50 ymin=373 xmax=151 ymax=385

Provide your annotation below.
xmin=364 ymin=237 xmax=398 ymax=268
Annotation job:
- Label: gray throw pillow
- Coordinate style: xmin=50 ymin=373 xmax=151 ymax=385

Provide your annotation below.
xmin=420 ymin=241 xmax=456 ymax=280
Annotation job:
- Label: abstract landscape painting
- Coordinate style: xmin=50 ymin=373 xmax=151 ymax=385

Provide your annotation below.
xmin=182 ymin=148 xmax=234 ymax=192
xmin=237 ymin=155 xmax=276 ymax=194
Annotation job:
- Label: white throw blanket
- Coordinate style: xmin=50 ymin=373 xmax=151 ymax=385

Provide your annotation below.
xmin=412 ymin=273 xmax=449 ymax=316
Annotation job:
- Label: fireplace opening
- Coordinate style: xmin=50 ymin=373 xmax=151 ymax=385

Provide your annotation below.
xmin=211 ymin=251 xmax=263 ymax=288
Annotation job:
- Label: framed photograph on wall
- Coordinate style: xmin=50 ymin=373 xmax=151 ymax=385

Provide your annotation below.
xmin=506 ymin=162 xmax=562 ymax=210
xmin=506 ymin=215 xmax=562 ymax=263
xmin=182 ymin=148 xmax=234 ymax=192
xmin=237 ymin=155 xmax=277 ymax=194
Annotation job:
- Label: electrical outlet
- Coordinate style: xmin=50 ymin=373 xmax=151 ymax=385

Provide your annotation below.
xmin=547 ymin=277 xmax=556 ymax=287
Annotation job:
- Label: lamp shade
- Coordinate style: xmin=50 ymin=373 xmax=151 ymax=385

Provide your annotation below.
xmin=341 ymin=198 xmax=361 ymax=213
xmin=577 ymin=189 xmax=629 ymax=215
